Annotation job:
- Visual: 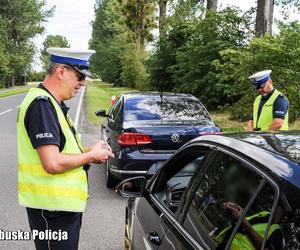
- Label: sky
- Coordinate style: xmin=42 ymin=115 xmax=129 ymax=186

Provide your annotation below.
xmin=32 ymin=0 xmax=295 ymax=71
xmin=33 ymin=0 xmax=95 ymax=70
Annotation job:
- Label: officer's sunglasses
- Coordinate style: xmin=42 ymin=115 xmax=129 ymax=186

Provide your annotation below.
xmin=62 ymin=65 xmax=86 ymax=81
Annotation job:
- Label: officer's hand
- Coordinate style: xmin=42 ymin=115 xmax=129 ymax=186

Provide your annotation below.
xmin=224 ymin=202 xmax=244 ymax=220
xmin=89 ymin=141 xmax=112 ymax=152
xmin=83 ymin=141 xmax=104 ymax=153
xmin=88 ymin=141 xmax=114 ymax=163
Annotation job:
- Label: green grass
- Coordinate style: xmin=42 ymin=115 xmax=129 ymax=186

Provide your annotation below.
xmin=0 ymin=83 xmax=39 ymax=98
xmin=86 ymin=80 xmax=134 ymax=125
xmin=290 ymin=119 xmax=300 ymax=130
xmin=0 ymin=85 xmax=32 ymax=98
xmin=211 ymin=111 xmax=300 ymax=132
xmin=210 ymin=111 xmax=246 ymax=133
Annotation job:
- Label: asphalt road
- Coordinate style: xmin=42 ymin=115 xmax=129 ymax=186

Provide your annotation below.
xmin=0 ymin=88 xmax=126 ymax=250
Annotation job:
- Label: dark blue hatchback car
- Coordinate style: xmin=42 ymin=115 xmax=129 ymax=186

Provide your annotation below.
xmin=96 ymin=92 xmax=221 ymax=187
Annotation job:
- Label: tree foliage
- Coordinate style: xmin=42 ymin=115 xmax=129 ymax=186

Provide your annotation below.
xmin=121 ymin=0 xmax=156 ymax=49
xmin=148 ymin=2 xmax=254 ymax=109
xmin=0 ymin=0 xmax=53 ymax=87
xmin=90 ymin=0 xmax=155 ymax=88
xmin=89 ymin=0 xmax=126 ymax=85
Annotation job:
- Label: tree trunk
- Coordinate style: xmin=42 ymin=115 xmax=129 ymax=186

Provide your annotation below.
xmin=255 ymin=0 xmax=274 ymax=37
xmin=159 ymin=0 xmax=168 ymax=41
xmin=11 ymin=76 xmax=15 ymax=87
xmin=207 ymin=0 xmax=218 ymax=11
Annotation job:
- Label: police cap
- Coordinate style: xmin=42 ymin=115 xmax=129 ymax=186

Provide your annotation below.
xmin=249 ymin=70 xmax=272 ymax=89
xmin=46 ymin=47 xmax=96 ymax=78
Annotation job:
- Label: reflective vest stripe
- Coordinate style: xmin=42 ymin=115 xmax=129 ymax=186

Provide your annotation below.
xmin=19 ymin=183 xmax=88 ymax=201
xmin=19 ymin=172 xmax=87 ymax=188
xmin=253 ymin=89 xmax=289 ymax=131
xmin=231 ymin=223 xmax=280 ymax=250
xmin=19 ymin=163 xmax=86 ymax=181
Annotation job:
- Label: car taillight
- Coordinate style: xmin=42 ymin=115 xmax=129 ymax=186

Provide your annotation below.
xmin=118 ymin=132 xmax=152 ymax=146
xmin=199 ymin=131 xmax=224 ymax=135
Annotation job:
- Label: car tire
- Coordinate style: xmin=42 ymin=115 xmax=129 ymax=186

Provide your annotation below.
xmin=106 ymin=159 xmax=118 ymax=188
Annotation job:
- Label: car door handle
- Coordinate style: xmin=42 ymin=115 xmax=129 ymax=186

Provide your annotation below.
xmin=147 ymin=232 xmax=161 ymax=246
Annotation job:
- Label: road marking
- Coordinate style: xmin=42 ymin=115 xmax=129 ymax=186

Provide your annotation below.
xmin=74 ymin=86 xmax=85 ymax=130
xmin=0 ymin=108 xmax=13 ymax=116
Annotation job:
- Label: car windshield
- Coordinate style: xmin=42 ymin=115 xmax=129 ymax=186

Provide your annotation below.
xmin=123 ymin=95 xmax=213 ymax=125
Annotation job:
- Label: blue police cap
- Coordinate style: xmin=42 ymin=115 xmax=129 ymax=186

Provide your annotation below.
xmin=248 ymin=70 xmax=272 ymax=89
xmin=46 ymin=47 xmax=96 ymax=78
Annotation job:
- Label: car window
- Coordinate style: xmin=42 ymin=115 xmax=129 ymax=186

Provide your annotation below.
xmin=123 ymin=96 xmax=214 ymax=126
xmin=154 ymin=149 xmax=209 ymax=215
xmin=183 ymin=151 xmax=278 ymax=249
xmin=109 ymin=97 xmax=122 ymax=120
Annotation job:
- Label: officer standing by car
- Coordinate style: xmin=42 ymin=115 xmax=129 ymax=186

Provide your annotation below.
xmin=246 ymin=70 xmax=289 ymax=131
xmin=17 ymin=47 xmax=114 ymax=250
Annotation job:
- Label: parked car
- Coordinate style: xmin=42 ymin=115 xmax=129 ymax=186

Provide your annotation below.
xmin=116 ymin=131 xmax=300 ymax=250
xmin=96 ymin=92 xmax=222 ymax=187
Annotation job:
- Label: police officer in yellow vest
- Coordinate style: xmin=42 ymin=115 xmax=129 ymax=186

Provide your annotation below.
xmin=215 ymin=202 xmax=285 ymax=250
xmin=17 ymin=48 xmax=114 ymax=250
xmin=246 ymin=70 xmax=289 ymax=132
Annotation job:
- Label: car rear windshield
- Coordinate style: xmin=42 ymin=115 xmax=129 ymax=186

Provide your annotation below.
xmin=123 ymin=96 xmax=213 ymax=125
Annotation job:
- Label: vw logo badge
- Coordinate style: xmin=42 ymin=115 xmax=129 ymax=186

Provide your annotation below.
xmin=171 ymin=133 xmax=180 ymax=143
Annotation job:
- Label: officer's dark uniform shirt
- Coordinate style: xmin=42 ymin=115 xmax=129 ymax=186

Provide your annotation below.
xmin=250 ymin=88 xmax=289 ymax=122
xmin=24 ymin=83 xmax=68 ymax=152
xmin=265 ymin=229 xmax=285 ymax=250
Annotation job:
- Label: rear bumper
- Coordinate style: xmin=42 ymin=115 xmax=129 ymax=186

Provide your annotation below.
xmin=109 ymin=150 xmax=173 ymax=181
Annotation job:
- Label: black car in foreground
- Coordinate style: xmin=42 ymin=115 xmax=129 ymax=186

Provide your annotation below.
xmin=96 ymin=92 xmax=221 ymax=187
xmin=116 ymin=132 xmax=300 ymax=250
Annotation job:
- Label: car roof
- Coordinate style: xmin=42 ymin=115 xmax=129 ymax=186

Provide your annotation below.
xmin=121 ymin=92 xmax=199 ymax=101
xmin=192 ymin=132 xmax=300 ymax=189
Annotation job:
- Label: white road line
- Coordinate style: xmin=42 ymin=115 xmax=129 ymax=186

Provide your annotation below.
xmin=0 ymin=108 xmax=13 ymax=116
xmin=74 ymin=86 xmax=85 ymax=129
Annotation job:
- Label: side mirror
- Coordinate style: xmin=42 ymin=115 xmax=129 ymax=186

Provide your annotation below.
xmin=115 ymin=176 xmax=147 ymax=198
xmin=95 ymin=110 xmax=107 ymax=117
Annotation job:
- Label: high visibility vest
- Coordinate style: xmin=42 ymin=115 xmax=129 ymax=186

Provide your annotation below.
xmin=215 ymin=211 xmax=280 ymax=250
xmin=253 ymin=89 xmax=289 ymax=131
xmin=17 ymin=87 xmax=88 ymax=212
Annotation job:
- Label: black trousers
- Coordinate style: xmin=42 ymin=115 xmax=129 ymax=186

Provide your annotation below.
xmin=26 ymin=207 xmax=82 ymax=250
